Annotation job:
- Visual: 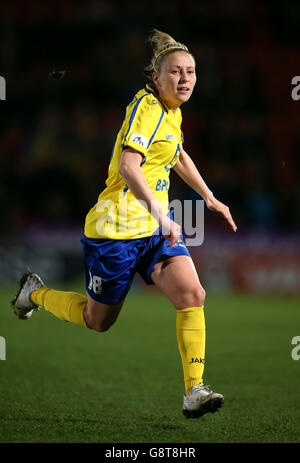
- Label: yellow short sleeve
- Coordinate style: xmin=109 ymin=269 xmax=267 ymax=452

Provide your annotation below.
xmin=121 ymin=94 xmax=165 ymax=156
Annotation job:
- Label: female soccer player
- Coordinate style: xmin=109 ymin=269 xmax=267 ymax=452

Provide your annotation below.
xmin=12 ymin=30 xmax=237 ymax=419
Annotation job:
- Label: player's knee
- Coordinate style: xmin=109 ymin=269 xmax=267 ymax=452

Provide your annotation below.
xmin=84 ymin=298 xmax=123 ymax=332
xmin=92 ymin=320 xmax=114 ymax=332
xmin=199 ymin=286 xmax=206 ymax=306
xmin=94 ymin=325 xmax=110 ymax=333
xmin=191 ymin=285 xmax=206 ymax=307
xmin=180 ymin=285 xmax=206 ymax=308
xmin=84 ymin=310 xmax=115 ymax=332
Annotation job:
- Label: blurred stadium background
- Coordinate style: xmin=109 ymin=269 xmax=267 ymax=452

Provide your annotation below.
xmin=1 ymin=0 xmax=300 ymax=293
xmin=0 ymin=0 xmax=300 ymax=444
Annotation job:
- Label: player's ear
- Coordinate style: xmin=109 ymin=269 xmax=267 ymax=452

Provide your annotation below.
xmin=152 ymin=72 xmax=159 ymax=87
xmin=152 ymin=72 xmax=160 ymax=89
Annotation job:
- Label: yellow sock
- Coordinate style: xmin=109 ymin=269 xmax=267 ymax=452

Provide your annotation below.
xmin=31 ymin=287 xmax=88 ymax=328
xmin=176 ymin=306 xmax=206 ymax=395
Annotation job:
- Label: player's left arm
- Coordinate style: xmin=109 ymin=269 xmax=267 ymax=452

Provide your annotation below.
xmin=173 ymin=147 xmax=237 ymax=232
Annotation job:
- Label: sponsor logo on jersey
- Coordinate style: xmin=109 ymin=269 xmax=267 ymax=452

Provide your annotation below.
xmin=130 ymin=133 xmax=149 ymax=147
xmin=129 ymin=96 xmax=138 ymax=107
xmin=166 ymin=134 xmax=174 ymax=140
xmin=152 ymin=99 xmax=158 ymax=104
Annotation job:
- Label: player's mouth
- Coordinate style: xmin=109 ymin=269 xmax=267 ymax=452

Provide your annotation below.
xmin=177 ymin=87 xmax=190 ymax=94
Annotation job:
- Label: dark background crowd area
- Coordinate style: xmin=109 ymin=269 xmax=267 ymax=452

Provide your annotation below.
xmin=1 ymin=0 xmax=300 ymax=242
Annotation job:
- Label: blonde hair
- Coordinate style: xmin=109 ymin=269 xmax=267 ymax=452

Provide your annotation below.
xmin=144 ymin=29 xmax=193 ymax=82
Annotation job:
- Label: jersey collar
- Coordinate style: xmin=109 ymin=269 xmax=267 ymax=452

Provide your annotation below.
xmin=145 ymin=83 xmax=169 ymax=113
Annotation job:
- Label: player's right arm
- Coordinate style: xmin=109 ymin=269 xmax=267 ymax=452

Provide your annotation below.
xmin=119 ymin=147 xmax=181 ymax=246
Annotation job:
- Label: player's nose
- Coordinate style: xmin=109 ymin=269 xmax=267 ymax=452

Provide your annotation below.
xmin=179 ymin=71 xmax=189 ymax=82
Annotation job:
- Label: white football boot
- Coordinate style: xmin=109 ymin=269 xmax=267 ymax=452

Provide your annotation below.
xmin=11 ymin=272 xmax=45 ymax=319
xmin=183 ymin=383 xmax=224 ymax=418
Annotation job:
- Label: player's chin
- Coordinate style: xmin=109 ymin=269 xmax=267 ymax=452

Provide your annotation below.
xmin=176 ymin=91 xmax=192 ymax=103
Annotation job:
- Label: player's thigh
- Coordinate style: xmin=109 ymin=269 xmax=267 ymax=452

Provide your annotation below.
xmin=151 ymin=255 xmax=206 ymax=309
xmin=85 ymin=294 xmax=125 ymax=332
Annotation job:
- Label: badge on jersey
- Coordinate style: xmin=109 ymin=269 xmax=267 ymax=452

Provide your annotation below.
xmin=130 ymin=133 xmax=149 ymax=147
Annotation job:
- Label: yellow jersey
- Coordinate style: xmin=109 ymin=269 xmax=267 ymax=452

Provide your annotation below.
xmin=84 ymin=83 xmax=183 ymax=239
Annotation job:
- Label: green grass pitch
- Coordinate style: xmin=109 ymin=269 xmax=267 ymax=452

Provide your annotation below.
xmin=0 ymin=281 xmax=299 ymax=443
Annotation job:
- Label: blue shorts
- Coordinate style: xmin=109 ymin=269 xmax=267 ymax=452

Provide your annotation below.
xmin=81 ymin=224 xmax=191 ymax=305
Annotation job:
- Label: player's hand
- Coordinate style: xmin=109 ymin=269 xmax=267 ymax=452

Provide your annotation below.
xmin=161 ymin=216 xmax=182 ymax=247
xmin=205 ymin=195 xmax=237 ymax=232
